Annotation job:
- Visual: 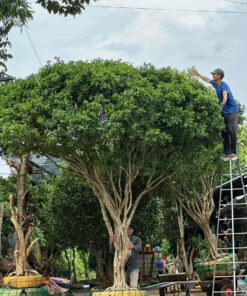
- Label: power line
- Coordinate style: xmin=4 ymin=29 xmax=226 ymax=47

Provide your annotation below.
xmin=88 ymin=4 xmax=247 ymax=14
xmin=222 ymin=0 xmax=247 ymax=5
xmin=25 ymin=26 xmax=43 ymax=68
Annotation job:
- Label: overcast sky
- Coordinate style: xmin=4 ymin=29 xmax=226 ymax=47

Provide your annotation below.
xmin=6 ymin=0 xmax=247 ymax=109
xmin=2 ymin=0 xmax=247 ymax=176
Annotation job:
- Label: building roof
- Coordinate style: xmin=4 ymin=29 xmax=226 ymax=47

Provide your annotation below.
xmin=211 ymin=172 xmax=247 ymax=224
xmin=213 ymin=172 xmax=247 ymax=207
xmin=29 ymin=155 xmax=60 ymax=184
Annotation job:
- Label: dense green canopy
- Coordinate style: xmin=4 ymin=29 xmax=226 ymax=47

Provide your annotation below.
xmin=0 ymin=61 xmax=224 ymax=235
xmin=0 ymin=60 xmax=223 ymax=160
xmin=0 ymin=60 xmax=224 ymax=287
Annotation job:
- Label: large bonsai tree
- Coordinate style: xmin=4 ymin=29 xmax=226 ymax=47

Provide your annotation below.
xmin=0 ymin=60 xmax=223 ymax=288
xmin=5 ymin=155 xmax=39 ymax=275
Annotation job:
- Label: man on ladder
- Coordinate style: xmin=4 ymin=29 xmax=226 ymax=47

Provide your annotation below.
xmin=192 ymin=68 xmax=245 ymax=296
xmin=192 ymin=68 xmax=239 ymax=161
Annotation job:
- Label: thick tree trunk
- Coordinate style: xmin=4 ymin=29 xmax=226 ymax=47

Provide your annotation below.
xmin=9 ymin=155 xmax=38 ymax=275
xmin=71 ymin=248 xmax=77 ymax=282
xmin=81 ymin=252 xmax=90 ymax=280
xmin=63 ymin=248 xmax=78 ymax=281
xmin=14 ymin=243 xmax=30 ymax=275
xmin=17 ymin=155 xmax=28 ymax=225
xmin=176 ymin=202 xmax=189 ymax=273
xmin=201 ymin=223 xmax=218 ymax=259
xmin=64 ymin=249 xmax=72 ymax=279
xmin=42 ymin=248 xmax=61 ymax=276
xmin=188 ymin=246 xmax=196 ymax=276
xmin=177 ymin=177 xmax=218 ymax=259
xmin=10 ymin=197 xmax=38 ymax=275
xmin=111 ymin=226 xmax=131 ymax=290
xmin=31 ymin=244 xmax=60 ymax=276
xmin=180 ymin=198 xmax=218 ymax=259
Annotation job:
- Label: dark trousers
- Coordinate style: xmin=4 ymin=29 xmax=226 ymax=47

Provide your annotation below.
xmin=221 ymin=113 xmax=238 ymax=155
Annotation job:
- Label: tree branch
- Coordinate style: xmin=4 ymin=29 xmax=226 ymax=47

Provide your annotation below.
xmin=26 ymin=238 xmax=39 ymax=258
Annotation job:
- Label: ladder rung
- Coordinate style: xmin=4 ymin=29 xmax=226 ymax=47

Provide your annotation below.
xmin=219 ymin=203 xmax=247 ymax=206
xmin=218 ymin=232 xmax=247 ymax=235
xmin=213 ymin=292 xmax=244 ymax=294
xmin=213 ymin=289 xmax=244 ymax=291
xmin=217 ymin=246 xmax=247 ymax=249
xmin=218 ymin=204 xmax=247 ymax=209
xmin=221 ymin=188 xmax=246 ymax=191
xmin=222 ymin=170 xmax=241 ymax=174
xmin=219 ymin=217 xmax=247 ymax=221
xmin=214 ymin=275 xmax=238 ymax=278
xmin=214 ymin=261 xmax=247 ymax=265
xmin=222 ymin=172 xmax=242 ymax=175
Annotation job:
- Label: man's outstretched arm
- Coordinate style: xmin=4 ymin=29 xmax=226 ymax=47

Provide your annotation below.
xmin=191 ymin=68 xmax=211 ymax=83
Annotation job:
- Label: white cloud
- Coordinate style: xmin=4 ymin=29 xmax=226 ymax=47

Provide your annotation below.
xmin=5 ymin=0 xmax=247 ymax=108
xmin=96 ymin=11 xmax=170 ymax=61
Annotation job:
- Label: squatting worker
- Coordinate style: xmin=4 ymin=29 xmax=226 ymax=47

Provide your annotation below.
xmin=192 ymin=68 xmax=238 ymax=161
xmin=109 ymin=225 xmax=142 ymax=288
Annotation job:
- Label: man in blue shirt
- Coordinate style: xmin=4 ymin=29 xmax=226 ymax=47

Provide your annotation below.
xmin=192 ymin=68 xmax=238 ymax=161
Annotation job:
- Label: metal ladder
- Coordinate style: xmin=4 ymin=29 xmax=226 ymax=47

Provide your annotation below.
xmin=212 ymin=158 xmax=247 ymax=296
